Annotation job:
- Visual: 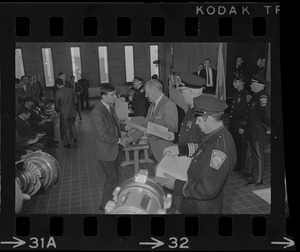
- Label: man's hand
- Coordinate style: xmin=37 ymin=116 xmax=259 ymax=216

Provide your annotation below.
xmin=159 ymin=173 xmax=176 ymax=190
xmin=163 ymin=145 xmax=179 ymax=156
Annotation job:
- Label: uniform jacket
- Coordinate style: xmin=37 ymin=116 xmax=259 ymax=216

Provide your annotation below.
xmin=173 ymin=126 xmax=237 ymax=214
xmin=90 ymin=101 xmax=121 ymax=161
xmin=53 ymin=78 xmax=64 ymax=98
xmin=200 ymin=68 xmax=217 ymax=95
xmin=177 ymin=106 xmax=204 ymax=144
xmin=246 ymin=90 xmax=270 ymax=141
xmin=132 ymin=85 xmax=149 ymax=117
xmin=55 ymin=87 xmax=77 ymax=117
xmin=229 ymin=88 xmax=251 ymax=133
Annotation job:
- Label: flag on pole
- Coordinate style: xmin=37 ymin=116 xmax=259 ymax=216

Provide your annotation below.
xmin=266 ymin=42 xmax=271 ymax=96
xmin=216 ymin=43 xmax=226 ymax=100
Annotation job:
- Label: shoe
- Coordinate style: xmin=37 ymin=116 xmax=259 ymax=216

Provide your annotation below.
xmin=246 ymin=180 xmax=256 ymax=186
xmin=64 ymin=144 xmax=72 ymax=148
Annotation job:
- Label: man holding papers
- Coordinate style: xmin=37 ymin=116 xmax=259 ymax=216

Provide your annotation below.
xmin=130 ymin=79 xmax=178 ymax=162
xmin=160 ymin=96 xmax=237 ymax=214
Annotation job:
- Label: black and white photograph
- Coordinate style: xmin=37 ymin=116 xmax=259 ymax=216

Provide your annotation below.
xmin=14 ymin=42 xmax=272 ymax=215
xmin=0 ymin=2 xmax=294 ymax=251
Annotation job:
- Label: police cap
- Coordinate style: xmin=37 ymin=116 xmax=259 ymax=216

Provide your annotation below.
xmin=179 ymin=73 xmax=205 ymax=89
xmin=251 ymin=74 xmax=266 ymax=85
xmin=234 ymin=74 xmax=247 ymax=83
xmin=193 ymin=96 xmax=228 ymax=117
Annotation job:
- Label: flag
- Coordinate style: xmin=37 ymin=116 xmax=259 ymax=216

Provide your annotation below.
xmin=265 ymin=42 xmax=271 ymax=96
xmin=216 ymin=43 xmax=226 ymax=100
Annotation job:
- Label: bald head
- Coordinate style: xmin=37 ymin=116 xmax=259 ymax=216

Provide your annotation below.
xmin=145 ymin=79 xmax=164 ymax=103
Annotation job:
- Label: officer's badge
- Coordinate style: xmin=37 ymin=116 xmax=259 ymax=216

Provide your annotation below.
xmin=210 ymin=150 xmax=227 ymax=170
xmin=260 ymin=96 xmax=267 ymax=106
xmin=186 ymin=121 xmax=192 ymax=129
xmin=246 ymin=95 xmax=252 ymax=102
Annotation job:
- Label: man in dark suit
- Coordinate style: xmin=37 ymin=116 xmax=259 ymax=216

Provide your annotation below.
xmin=90 ymin=84 xmax=128 ymax=213
xmin=22 ymin=97 xmax=57 ymax=147
xmin=192 ymin=63 xmax=204 ymax=77
xmin=55 ymin=80 xmax=78 ymax=148
xmin=53 ymin=72 xmax=66 ymax=100
xmin=200 ymin=58 xmax=217 ymax=95
xmin=78 ymin=73 xmax=90 ymax=110
xmin=16 ymin=107 xmax=49 ymax=147
xmin=131 ymin=76 xmax=149 ymax=117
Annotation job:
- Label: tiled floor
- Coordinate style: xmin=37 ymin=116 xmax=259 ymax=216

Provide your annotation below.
xmin=23 ymin=109 xmax=271 ymax=214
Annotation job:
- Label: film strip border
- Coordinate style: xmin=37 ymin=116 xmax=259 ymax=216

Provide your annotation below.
xmin=0 ymin=2 xmax=292 ymax=251
xmin=0 ymin=215 xmax=294 ymax=250
xmin=1 ymin=3 xmax=279 ymax=41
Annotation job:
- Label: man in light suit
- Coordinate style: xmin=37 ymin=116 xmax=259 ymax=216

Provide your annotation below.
xmin=90 ymin=84 xmax=128 ymax=213
xmin=200 ymin=58 xmax=217 ymax=95
xmin=131 ymin=79 xmax=178 ymax=162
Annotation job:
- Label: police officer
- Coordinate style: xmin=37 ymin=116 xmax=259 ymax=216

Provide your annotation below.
xmin=131 ymin=76 xmax=149 ymax=117
xmin=245 ymin=75 xmax=271 ymax=186
xmin=175 ymin=73 xmax=206 ymax=144
xmin=161 ymin=96 xmax=237 ymax=214
xmin=229 ymin=74 xmax=252 ymax=172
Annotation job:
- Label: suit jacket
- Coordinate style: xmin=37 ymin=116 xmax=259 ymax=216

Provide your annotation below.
xmin=192 ymin=71 xmax=201 ymax=77
xmin=133 ymin=95 xmax=178 ymax=161
xmin=90 ymin=101 xmax=121 ymax=161
xmin=53 ymin=78 xmax=64 ymax=98
xmin=16 ymin=116 xmax=37 ymax=139
xmin=132 ymin=85 xmax=149 ymax=117
xmin=55 ymin=87 xmax=77 ymax=117
xmin=200 ymin=68 xmax=217 ymax=95
xmin=25 ymin=82 xmax=39 ymax=101
xmin=78 ymin=78 xmax=90 ymax=95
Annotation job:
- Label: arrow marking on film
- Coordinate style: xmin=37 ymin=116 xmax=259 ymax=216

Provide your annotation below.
xmin=0 ymin=236 xmax=26 ymax=248
xmin=139 ymin=237 xmax=164 ymax=249
xmin=271 ymin=237 xmax=295 ymax=249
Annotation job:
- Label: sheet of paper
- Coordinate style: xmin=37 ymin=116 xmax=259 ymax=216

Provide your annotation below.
xmin=115 ymin=98 xmax=129 ymax=121
xmin=146 ymin=121 xmax=170 ymax=140
xmin=156 ymin=155 xmax=192 ymax=181
xmin=26 ymin=138 xmax=39 ymax=144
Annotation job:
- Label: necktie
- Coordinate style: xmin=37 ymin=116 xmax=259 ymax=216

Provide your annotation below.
xmin=150 ymin=104 xmax=156 ymax=120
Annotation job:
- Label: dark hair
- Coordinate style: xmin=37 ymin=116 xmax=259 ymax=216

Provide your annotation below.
xmin=70 ymin=75 xmax=75 ymax=79
xmin=198 ymin=63 xmax=204 ymax=66
xmin=21 ymin=75 xmax=27 ymax=80
xmin=204 ymin=58 xmax=211 ymax=63
xmin=24 ymin=97 xmax=35 ymax=103
xmin=151 ymin=74 xmax=158 ymax=79
xmin=100 ymin=84 xmax=116 ymax=99
xmin=58 ymin=72 xmax=65 ymax=76
xmin=15 ymin=78 xmax=21 ymax=84
xmin=18 ymin=107 xmax=31 ymax=115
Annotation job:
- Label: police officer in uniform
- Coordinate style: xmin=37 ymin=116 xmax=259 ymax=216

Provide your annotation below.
xmin=245 ymin=75 xmax=271 ymax=186
xmin=131 ymin=76 xmax=149 ymax=117
xmin=229 ymin=74 xmax=252 ymax=172
xmin=175 ymin=73 xmax=206 ymax=144
xmin=161 ymin=96 xmax=237 ymax=214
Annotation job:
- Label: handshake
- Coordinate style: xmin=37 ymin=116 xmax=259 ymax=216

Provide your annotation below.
xmin=119 ymin=136 xmax=134 ymax=147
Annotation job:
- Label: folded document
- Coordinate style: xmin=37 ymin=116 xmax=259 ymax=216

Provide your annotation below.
xmin=156 ymin=155 xmax=192 ymax=181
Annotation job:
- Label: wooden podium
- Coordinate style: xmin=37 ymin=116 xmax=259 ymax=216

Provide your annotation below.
xmin=121 ymin=143 xmax=154 ymax=175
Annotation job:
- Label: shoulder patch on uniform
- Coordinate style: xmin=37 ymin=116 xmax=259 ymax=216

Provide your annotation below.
xmin=210 ymin=150 xmax=227 ymax=170
xmin=260 ymin=97 xmax=267 ymax=107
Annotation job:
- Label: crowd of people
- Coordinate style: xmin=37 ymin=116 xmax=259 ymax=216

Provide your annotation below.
xmin=14 ymin=57 xmax=271 ymax=214
xmin=15 ymin=72 xmax=91 ymax=162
